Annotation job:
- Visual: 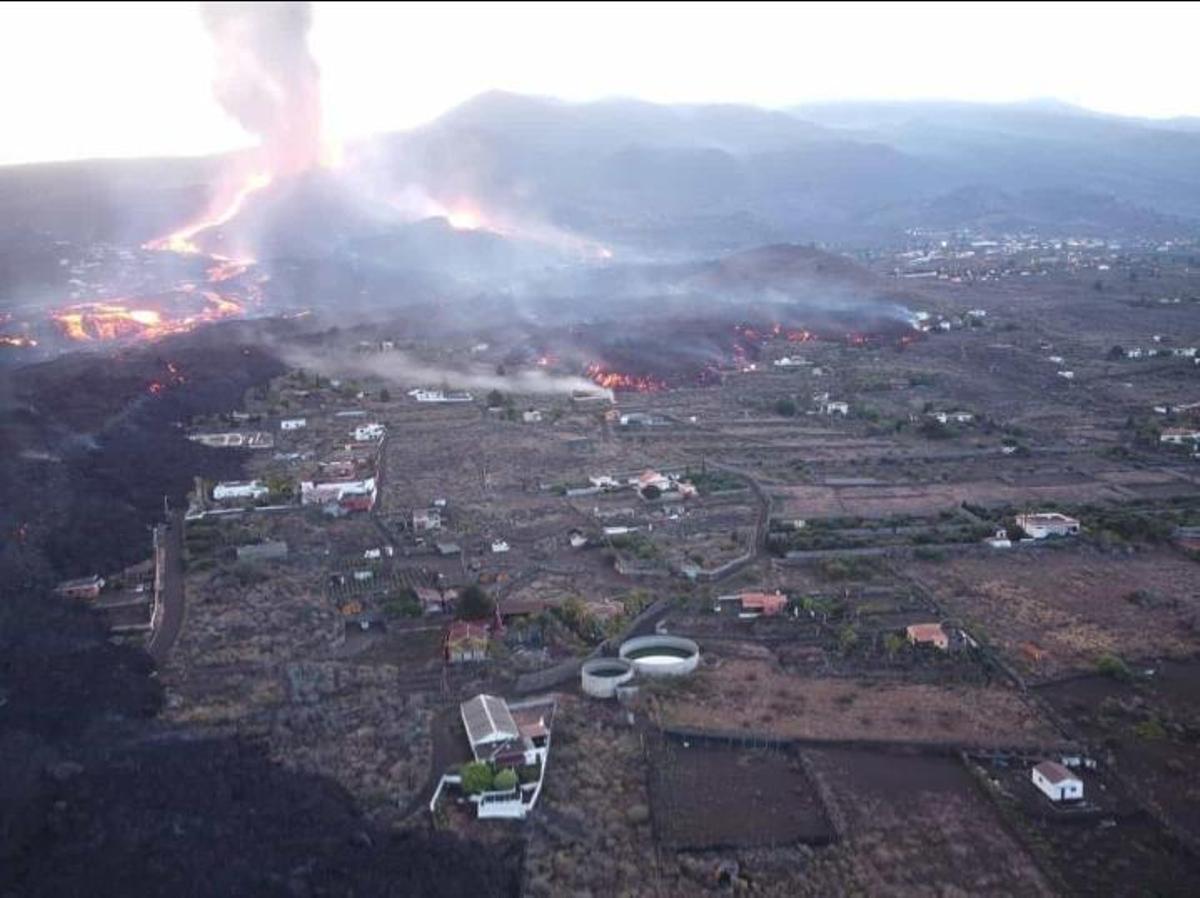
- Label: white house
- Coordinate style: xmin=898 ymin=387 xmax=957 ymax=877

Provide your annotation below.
xmin=1161 ymin=428 xmax=1200 ymax=446
xmin=491 ymin=540 xmax=510 ymax=554
xmin=353 ymin=422 xmax=385 ymax=442
xmin=1032 ymin=760 xmax=1083 ymax=802
xmin=588 ymin=475 xmax=619 ymax=490
xmin=772 ymin=356 xmax=809 ymax=368
xmin=1016 ymin=512 xmax=1080 ymax=539
xmin=522 ymin=410 xmax=543 ymax=423
xmin=300 ymin=477 xmax=377 ymax=507
xmin=930 ymin=411 xmax=974 ymax=425
xmin=408 ymin=389 xmax=474 ymax=403
xmin=1057 ymin=370 xmax=1075 ymax=380
xmin=821 ymin=400 xmax=850 ymax=416
xmin=280 ymin=418 xmax=307 ymax=431
xmin=413 ymin=508 xmax=442 ymax=532
xmin=213 ymin=480 xmax=270 ymax=502
xmin=984 ymin=528 xmax=1012 ymax=549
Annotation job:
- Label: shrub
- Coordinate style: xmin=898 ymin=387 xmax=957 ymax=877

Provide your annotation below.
xmin=1096 ymin=653 xmax=1132 ymax=682
xmin=460 ymin=761 xmax=493 ymax=794
xmin=1132 ymin=718 xmax=1167 ymax=741
xmin=492 ymin=768 xmax=518 ymax=791
xmin=773 ymin=398 xmax=798 ymax=417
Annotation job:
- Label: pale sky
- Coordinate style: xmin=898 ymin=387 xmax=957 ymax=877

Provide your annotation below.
xmin=1 ymin=1 xmax=1198 ymax=166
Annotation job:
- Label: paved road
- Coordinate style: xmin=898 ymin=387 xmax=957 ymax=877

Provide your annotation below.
xmin=146 ymin=509 xmax=185 ymax=665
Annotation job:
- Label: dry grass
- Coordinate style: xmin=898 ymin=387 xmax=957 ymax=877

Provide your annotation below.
xmin=655 ymin=658 xmax=1059 ymax=747
xmin=913 ymin=548 xmax=1200 ymax=679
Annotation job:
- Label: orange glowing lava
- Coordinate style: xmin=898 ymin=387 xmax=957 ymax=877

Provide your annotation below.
xmin=145 ymin=171 xmax=272 ymax=257
xmin=51 ymin=296 xmax=246 ymax=343
xmin=585 ymin=363 xmax=666 ymax=393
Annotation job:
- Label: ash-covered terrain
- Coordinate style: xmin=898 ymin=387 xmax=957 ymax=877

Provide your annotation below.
xmin=4 ymin=4 xmax=1200 ymax=897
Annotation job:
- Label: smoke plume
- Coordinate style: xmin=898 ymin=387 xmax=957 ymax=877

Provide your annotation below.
xmin=202 ymin=2 xmax=323 ymax=177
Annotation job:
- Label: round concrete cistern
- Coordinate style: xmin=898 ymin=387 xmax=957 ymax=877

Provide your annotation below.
xmin=618 ymin=634 xmax=700 ymax=678
xmin=581 ymin=657 xmax=636 ymax=698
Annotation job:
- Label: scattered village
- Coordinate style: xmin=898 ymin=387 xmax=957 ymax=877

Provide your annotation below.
xmin=56 ymin=235 xmax=1200 ymax=895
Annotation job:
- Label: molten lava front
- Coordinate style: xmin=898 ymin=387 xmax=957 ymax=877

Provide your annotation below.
xmin=144 ymin=172 xmax=273 ymax=258
xmin=51 ymin=292 xmax=247 ymax=343
xmin=585 ymin=363 xmax=667 ymax=393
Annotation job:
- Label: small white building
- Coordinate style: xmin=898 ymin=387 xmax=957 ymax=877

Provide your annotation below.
xmin=353 ymin=422 xmax=386 ymax=442
xmin=1057 ymin=370 xmax=1075 ymax=380
xmin=820 ymin=400 xmax=850 ymax=416
xmin=491 ymin=540 xmax=510 ymax=554
xmin=1032 ymin=760 xmax=1083 ymax=802
xmin=280 ymin=418 xmax=307 ymax=431
xmin=588 ymin=475 xmax=619 ymax=490
xmin=213 ymin=480 xmax=270 ymax=502
xmin=522 ymin=410 xmax=543 ymax=424
xmin=930 ymin=411 xmax=974 ymax=425
xmin=1016 ymin=512 xmax=1080 ymax=539
xmin=413 ymin=508 xmax=442 ymax=532
xmin=984 ymin=528 xmax=1012 ymax=549
xmin=1161 ymin=428 xmax=1200 ymax=446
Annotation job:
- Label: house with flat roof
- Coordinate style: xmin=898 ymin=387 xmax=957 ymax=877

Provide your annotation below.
xmin=1016 ymin=512 xmax=1080 ymax=539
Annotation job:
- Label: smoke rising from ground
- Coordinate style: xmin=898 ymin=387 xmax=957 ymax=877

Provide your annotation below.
xmin=278 ymin=343 xmax=611 ymax=400
xmin=201 ymin=1 xmax=323 ymax=177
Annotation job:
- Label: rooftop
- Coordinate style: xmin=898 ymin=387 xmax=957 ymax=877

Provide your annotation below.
xmin=461 ymin=694 xmax=520 ymax=749
xmin=1034 ymin=760 xmax=1078 ymax=784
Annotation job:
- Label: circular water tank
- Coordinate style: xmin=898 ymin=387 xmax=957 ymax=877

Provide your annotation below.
xmin=619 ymin=635 xmax=700 ymax=678
xmin=581 ymin=657 xmax=636 ymax=698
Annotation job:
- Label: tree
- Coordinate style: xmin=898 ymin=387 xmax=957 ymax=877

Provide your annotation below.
xmin=460 ymin=762 xmax=493 ymax=795
xmin=1096 ymin=653 xmax=1132 ymax=682
xmin=641 ymin=484 xmax=662 ymax=501
xmin=883 ymin=632 xmax=905 ymax=659
xmin=1106 ymin=345 xmax=1126 ymax=361
xmin=486 ymin=389 xmax=505 ymax=408
xmin=773 ymin=398 xmax=798 ymax=417
xmin=378 ymin=388 xmax=391 ymax=402
xmin=838 ymin=624 xmax=859 ymax=655
xmin=457 ymin=584 xmax=494 ymax=620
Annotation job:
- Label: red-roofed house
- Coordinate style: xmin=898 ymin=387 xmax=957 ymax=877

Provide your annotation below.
xmin=444 ymin=620 xmax=489 ymax=663
xmin=906 ymin=623 xmax=950 ymax=650
xmin=715 ymin=591 xmax=788 ymax=617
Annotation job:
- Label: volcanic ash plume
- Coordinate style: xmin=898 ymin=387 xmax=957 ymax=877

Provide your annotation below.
xmin=202 ymin=1 xmax=323 ymax=177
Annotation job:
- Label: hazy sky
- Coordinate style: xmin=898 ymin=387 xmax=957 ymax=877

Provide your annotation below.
xmin=2 ymin=0 xmax=1197 ymax=165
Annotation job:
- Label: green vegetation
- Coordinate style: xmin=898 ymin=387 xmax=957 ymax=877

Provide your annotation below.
xmin=457 ymin=584 xmax=495 ymax=620
xmin=918 ymin=419 xmax=954 ymax=440
xmin=683 ymin=467 xmax=743 ymax=495
xmin=1096 ymin=653 xmax=1132 ymax=682
xmin=1132 ymin=718 xmax=1167 ymax=741
xmin=492 ymin=768 xmax=518 ymax=792
xmin=460 ymin=761 xmax=493 ymax=795
xmin=883 ymin=632 xmax=906 ymax=659
xmin=773 ymin=398 xmax=798 ymax=417
xmin=610 ymin=532 xmax=659 ymax=561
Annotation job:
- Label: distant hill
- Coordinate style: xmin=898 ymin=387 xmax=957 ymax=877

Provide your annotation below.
xmin=3 ymin=93 xmax=1198 ymax=257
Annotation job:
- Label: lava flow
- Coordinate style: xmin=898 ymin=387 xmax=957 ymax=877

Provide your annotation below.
xmin=51 ymin=291 xmax=248 ymax=343
xmin=144 ymin=172 xmax=272 ymax=258
xmin=585 ymin=363 xmax=667 ymax=393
